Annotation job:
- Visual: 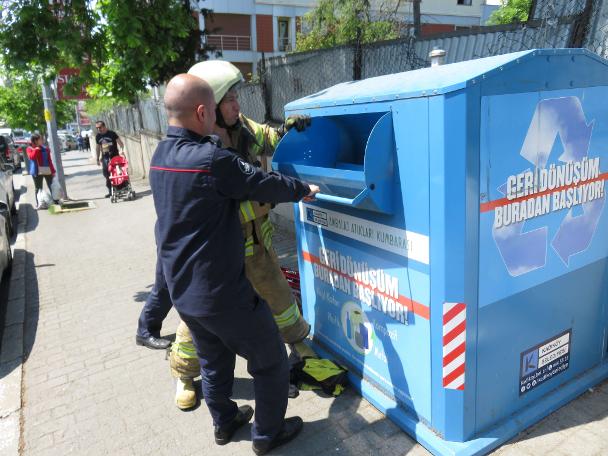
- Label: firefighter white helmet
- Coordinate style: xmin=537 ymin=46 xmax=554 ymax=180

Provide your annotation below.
xmin=187 ymin=60 xmax=243 ymax=104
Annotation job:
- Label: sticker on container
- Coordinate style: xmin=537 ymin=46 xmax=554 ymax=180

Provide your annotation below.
xmin=519 ymin=329 xmax=571 ymax=396
xmin=299 ymin=202 xmax=429 ymax=264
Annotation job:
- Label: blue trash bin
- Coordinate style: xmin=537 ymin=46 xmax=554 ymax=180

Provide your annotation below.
xmin=272 ymin=49 xmax=608 ymax=455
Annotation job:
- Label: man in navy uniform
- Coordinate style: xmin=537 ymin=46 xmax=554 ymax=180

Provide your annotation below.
xmin=149 ymin=73 xmax=319 ymax=454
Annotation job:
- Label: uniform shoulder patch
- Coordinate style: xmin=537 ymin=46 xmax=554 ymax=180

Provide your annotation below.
xmin=237 ymin=158 xmax=255 ymax=176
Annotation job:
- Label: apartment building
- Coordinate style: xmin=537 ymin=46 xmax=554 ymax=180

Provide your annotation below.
xmin=194 ymin=0 xmax=315 ymax=77
xmin=193 ymin=1 xmax=503 ymax=77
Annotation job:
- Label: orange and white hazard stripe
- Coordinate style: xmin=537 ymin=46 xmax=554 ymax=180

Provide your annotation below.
xmin=442 ymin=302 xmax=466 ymax=390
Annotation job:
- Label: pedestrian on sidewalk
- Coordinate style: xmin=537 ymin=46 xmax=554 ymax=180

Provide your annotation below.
xmin=149 ymin=74 xmax=318 ymax=454
xmin=95 ymin=121 xmax=124 ymax=198
xmin=26 ymin=134 xmax=55 ymax=209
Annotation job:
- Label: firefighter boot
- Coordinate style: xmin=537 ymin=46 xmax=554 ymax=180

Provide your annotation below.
xmin=175 ymin=378 xmax=196 ymax=410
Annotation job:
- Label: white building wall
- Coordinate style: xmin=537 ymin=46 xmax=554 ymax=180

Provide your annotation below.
xmin=202 ymin=0 xmax=498 ymax=21
xmin=196 ymin=0 xmax=505 ymax=68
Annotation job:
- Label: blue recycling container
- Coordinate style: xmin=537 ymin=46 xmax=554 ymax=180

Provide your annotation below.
xmin=272 ymin=49 xmax=608 ymax=455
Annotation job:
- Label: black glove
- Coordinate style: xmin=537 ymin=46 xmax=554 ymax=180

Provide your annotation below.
xmin=284 ymin=114 xmax=311 ymax=133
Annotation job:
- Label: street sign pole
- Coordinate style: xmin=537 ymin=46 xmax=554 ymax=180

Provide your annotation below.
xmin=41 ymin=82 xmax=68 ymax=200
xmin=75 ymin=103 xmax=82 ymax=136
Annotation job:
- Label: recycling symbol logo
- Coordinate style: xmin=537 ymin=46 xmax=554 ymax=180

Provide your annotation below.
xmin=492 ymin=96 xmax=606 ymax=277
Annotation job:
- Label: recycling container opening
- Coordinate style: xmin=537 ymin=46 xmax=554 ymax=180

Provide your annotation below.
xmin=273 ymin=111 xmax=395 ymax=213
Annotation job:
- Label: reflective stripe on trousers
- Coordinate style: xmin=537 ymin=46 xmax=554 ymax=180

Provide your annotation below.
xmin=260 ymin=218 xmax=274 ymax=250
xmin=245 ymin=235 xmax=254 ymax=256
xmin=274 ymin=300 xmax=301 ymax=329
xmin=171 ymin=341 xmax=198 ymax=359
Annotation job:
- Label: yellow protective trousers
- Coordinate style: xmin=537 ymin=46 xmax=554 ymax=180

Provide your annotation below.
xmin=169 ymin=320 xmax=200 ymax=379
xmin=245 ymin=244 xmax=309 ymax=343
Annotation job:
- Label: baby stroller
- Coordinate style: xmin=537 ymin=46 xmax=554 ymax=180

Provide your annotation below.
xmin=108 ymin=155 xmax=136 ymax=203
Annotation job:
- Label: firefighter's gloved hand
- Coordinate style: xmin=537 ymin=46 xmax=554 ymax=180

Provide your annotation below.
xmin=284 ymin=115 xmax=311 ymax=133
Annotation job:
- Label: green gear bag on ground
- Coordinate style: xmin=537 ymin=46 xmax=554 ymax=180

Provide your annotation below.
xmin=290 ymin=358 xmax=348 ymax=396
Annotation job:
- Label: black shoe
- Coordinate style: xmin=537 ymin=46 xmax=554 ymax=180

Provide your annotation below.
xmin=105 ymin=193 xmax=111 ymax=198
xmin=214 ymin=405 xmax=254 ymax=445
xmin=135 ymin=335 xmax=170 ymax=350
xmin=252 ymin=416 xmax=303 ymax=455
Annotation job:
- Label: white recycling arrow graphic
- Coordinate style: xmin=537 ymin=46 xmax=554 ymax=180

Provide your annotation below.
xmin=492 ymin=96 xmax=604 ymax=276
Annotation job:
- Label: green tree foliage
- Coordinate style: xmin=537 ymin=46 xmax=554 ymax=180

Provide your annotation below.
xmin=84 ymin=97 xmax=127 ymax=116
xmin=0 ymin=0 xmax=98 ymax=80
xmin=0 ymin=74 xmax=75 ymax=132
xmin=487 ymin=0 xmax=533 ymax=25
xmin=91 ymin=0 xmax=203 ymax=100
xmin=0 ymin=1 xmax=212 ymax=102
xmin=296 ymin=0 xmax=402 ymax=52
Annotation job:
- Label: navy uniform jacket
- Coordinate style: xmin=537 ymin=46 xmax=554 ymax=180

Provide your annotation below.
xmin=149 ymin=126 xmax=310 ymax=317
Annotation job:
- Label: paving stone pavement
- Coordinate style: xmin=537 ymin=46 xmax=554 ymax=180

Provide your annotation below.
xmin=6 ymin=149 xmax=608 ymax=456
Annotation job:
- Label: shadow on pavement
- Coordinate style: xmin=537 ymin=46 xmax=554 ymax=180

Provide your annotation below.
xmin=22 ymin=250 xmax=40 ymax=365
xmin=133 ymin=285 xmax=153 ymax=303
xmin=0 ymin=250 xmax=39 ymax=381
xmin=61 ymin=156 xmax=91 ymax=162
xmin=65 ymin=169 xmax=102 ymax=179
xmin=230 ymin=377 xmax=255 ymax=401
xmin=511 ymin=378 xmax=608 ymax=445
xmin=21 ymin=203 xmax=39 ymax=234
xmin=226 ymin=388 xmax=368 ymax=453
xmin=133 ymin=189 xmax=152 ymax=199
xmin=62 ymin=163 xmax=95 ymax=169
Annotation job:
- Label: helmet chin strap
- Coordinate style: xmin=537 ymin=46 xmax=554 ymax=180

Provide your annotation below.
xmin=215 ymin=106 xmax=241 ymax=131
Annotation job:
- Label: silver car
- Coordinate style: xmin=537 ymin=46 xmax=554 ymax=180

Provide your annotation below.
xmin=0 ymin=156 xmax=16 ymax=236
xmin=0 ymin=204 xmax=12 ymax=278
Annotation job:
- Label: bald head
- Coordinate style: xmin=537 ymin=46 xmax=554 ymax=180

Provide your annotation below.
xmin=164 ymin=74 xmax=216 ymax=135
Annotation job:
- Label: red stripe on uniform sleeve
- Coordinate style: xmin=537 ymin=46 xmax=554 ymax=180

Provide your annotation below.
xmin=150 ymin=166 xmax=210 ymax=173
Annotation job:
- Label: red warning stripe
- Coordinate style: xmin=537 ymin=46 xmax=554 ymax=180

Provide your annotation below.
xmin=442 ymin=302 xmax=466 ymax=391
xmin=442 ymin=363 xmax=466 ymax=389
xmin=443 ymin=320 xmax=467 ymax=347
xmin=443 ymin=302 xmax=466 ymax=325
xmin=442 ymin=341 xmax=466 ymax=367
xmin=301 ymin=250 xmax=430 ymax=320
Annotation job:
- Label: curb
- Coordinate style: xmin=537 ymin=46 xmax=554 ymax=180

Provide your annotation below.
xmin=0 ymin=173 xmax=29 ymax=456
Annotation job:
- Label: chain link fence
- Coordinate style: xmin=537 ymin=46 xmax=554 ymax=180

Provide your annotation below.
xmin=585 ymin=0 xmax=608 ymax=58
xmin=264 ymin=46 xmax=356 ymax=121
xmin=96 ymin=0 xmax=607 ymax=136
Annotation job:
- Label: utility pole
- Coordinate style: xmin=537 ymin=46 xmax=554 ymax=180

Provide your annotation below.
xmin=41 ymin=82 xmax=67 ymax=200
xmin=413 ymin=0 xmax=421 ymax=38
xmin=75 ymin=103 xmax=82 ymax=136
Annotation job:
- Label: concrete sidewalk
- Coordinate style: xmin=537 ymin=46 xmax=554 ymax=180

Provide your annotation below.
xmin=1 ymin=149 xmax=608 ymax=456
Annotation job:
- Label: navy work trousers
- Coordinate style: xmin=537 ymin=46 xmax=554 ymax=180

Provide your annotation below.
xmin=179 ymin=296 xmax=289 ymax=443
xmin=101 ymin=155 xmax=112 ymax=191
xmin=137 ymin=260 xmax=172 ymax=338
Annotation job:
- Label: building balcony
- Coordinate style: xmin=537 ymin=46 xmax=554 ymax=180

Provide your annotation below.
xmin=278 ymin=37 xmax=292 ymax=52
xmin=206 ymin=34 xmax=251 ymax=51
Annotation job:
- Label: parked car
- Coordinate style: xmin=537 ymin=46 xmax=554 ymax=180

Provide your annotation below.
xmin=58 ymin=133 xmax=78 ymax=151
xmin=12 ymin=129 xmax=29 ymax=139
xmin=0 ymin=155 xmax=15 ymax=236
xmin=14 ymin=138 xmax=29 ymax=166
xmin=0 ymin=203 xmax=12 ymax=278
xmin=0 ymin=135 xmax=21 ymax=168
